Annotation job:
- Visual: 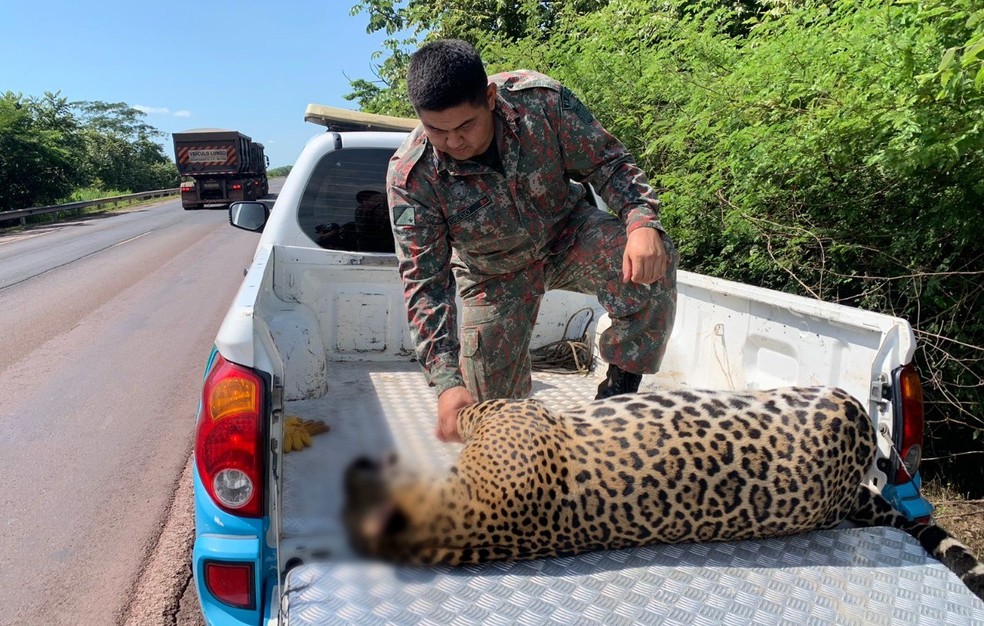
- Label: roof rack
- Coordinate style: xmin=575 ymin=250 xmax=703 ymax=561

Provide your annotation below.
xmin=304 ymin=104 xmax=418 ymax=132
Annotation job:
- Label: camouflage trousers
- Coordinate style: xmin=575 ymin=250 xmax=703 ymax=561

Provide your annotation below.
xmin=454 ymin=206 xmax=678 ymax=402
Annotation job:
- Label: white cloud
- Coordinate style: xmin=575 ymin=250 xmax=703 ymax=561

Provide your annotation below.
xmin=134 ymin=105 xmax=192 ymax=118
xmin=134 ymin=104 xmax=171 ymax=115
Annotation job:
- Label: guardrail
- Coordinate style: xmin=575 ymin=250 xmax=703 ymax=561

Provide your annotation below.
xmin=0 ymin=188 xmax=179 ymax=227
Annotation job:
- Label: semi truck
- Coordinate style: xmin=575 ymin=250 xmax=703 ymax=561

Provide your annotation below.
xmin=191 ymin=105 xmax=984 ymax=625
xmin=173 ymin=129 xmax=269 ymax=210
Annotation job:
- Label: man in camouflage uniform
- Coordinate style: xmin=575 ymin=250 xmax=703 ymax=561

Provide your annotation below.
xmin=388 ymin=39 xmax=678 ymax=442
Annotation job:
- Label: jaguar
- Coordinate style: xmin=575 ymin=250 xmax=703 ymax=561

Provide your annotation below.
xmin=344 ymin=386 xmax=983 ymax=599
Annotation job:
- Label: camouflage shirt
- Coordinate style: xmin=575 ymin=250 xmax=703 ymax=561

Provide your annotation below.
xmin=387 ymin=70 xmax=664 ymax=396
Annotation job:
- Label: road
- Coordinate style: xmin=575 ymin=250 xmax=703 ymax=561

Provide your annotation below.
xmin=0 ymin=187 xmax=279 ymax=626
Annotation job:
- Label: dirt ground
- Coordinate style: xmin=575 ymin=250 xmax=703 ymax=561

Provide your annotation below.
xmin=923 ymin=479 xmax=984 ymax=560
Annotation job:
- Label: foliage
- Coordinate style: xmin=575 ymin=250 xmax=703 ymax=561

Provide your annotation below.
xmin=0 ymin=92 xmax=178 ymax=212
xmin=346 ymin=0 xmax=610 ymax=113
xmin=0 ymin=92 xmax=84 ymax=210
xmin=268 ymin=165 xmax=293 ymax=178
xmin=350 ymin=0 xmax=984 ymax=490
xmin=345 ymin=0 xmax=782 ymax=112
xmin=61 ymin=186 xmax=132 ymax=202
xmin=74 ymin=100 xmax=178 ymax=193
xmin=914 ymin=0 xmax=984 ymax=100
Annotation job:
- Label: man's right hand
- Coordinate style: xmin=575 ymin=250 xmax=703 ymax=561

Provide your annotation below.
xmin=436 ymin=386 xmax=475 ymax=443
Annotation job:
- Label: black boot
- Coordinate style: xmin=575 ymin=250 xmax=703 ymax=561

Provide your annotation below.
xmin=595 ymin=363 xmax=643 ymax=400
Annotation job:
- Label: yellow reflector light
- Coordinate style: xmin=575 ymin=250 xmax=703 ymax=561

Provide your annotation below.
xmin=210 ymin=377 xmax=259 ymax=422
xmin=900 ymin=367 xmax=924 ymax=405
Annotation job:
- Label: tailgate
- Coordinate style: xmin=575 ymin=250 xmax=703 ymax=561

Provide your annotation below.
xmin=282 ymin=526 xmax=984 ymax=625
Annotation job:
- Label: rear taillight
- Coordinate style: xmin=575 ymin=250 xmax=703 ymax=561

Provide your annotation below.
xmin=196 ymin=355 xmax=264 ymax=517
xmin=231 ymin=183 xmax=243 ymax=190
xmin=180 ymin=183 xmax=194 ymax=192
xmin=203 ymin=560 xmax=255 ymax=610
xmin=891 ymin=363 xmax=924 ymax=484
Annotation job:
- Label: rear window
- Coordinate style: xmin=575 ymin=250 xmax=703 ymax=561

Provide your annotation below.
xmin=298 ymin=147 xmax=396 ymax=253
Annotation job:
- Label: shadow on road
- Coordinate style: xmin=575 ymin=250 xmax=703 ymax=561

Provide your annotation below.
xmin=0 ymin=208 xmax=152 ymax=240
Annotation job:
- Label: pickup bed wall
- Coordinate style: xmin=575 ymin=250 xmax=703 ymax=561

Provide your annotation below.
xmin=216 ymin=241 xmax=914 ymax=473
xmin=228 ymin=244 xmax=911 ymax=486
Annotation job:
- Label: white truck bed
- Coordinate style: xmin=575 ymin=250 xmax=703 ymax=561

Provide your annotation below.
xmin=277 ymin=363 xmax=984 ymax=626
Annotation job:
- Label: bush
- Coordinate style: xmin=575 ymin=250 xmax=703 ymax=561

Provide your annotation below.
xmin=356 ymin=0 xmax=984 ymax=491
xmin=487 ymin=0 xmax=984 ymax=491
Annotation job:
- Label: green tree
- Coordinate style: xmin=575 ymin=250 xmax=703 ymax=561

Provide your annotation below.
xmin=345 ymin=0 xmax=784 ymax=112
xmin=0 ymin=92 xmax=83 ymax=210
xmin=346 ymin=0 xmax=610 ymax=113
xmin=0 ymin=93 xmax=179 ymax=212
xmin=75 ymin=100 xmax=177 ymax=192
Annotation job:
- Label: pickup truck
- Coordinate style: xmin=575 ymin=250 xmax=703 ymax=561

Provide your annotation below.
xmin=191 ymin=105 xmax=984 ymax=625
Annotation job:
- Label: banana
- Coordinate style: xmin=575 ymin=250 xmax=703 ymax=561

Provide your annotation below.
xmin=283 ymin=416 xmax=328 ymax=453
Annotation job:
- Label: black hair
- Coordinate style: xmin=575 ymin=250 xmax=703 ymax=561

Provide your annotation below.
xmin=356 ymin=189 xmax=383 ymax=203
xmin=406 ymin=39 xmax=489 ymax=112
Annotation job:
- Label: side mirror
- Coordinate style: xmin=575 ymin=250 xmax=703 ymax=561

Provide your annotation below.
xmin=229 ymin=201 xmax=269 ymax=232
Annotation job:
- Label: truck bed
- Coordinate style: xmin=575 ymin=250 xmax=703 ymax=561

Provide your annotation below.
xmin=278 ymin=363 xmax=984 ymax=625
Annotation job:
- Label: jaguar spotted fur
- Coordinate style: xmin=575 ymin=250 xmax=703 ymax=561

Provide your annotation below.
xmin=344 ymin=386 xmax=983 ymax=599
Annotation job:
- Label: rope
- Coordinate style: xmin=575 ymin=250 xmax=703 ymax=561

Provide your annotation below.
xmin=530 ymin=308 xmax=595 ymax=374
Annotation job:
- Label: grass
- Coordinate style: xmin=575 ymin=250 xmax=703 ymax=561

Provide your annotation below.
xmin=922 ymin=479 xmax=984 ymax=560
xmin=60 ymin=186 xmax=133 ymax=203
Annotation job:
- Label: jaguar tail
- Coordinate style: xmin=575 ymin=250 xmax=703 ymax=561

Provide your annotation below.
xmin=850 ymin=484 xmax=984 ymax=601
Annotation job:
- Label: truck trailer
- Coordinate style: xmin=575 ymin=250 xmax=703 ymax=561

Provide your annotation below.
xmin=174 ymin=129 xmax=269 ymax=210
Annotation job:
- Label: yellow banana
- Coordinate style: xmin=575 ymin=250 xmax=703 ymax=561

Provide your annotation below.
xmin=283 ymin=416 xmax=328 ymax=453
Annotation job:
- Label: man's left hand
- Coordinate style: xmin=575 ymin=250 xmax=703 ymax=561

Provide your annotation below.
xmin=622 ymin=227 xmax=667 ymax=284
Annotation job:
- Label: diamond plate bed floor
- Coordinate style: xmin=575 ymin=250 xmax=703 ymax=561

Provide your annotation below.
xmin=279 ymin=362 xmax=984 ymax=625
xmin=284 ymin=526 xmax=984 ymax=626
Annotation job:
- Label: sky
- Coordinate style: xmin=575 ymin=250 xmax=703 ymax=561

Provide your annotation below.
xmin=0 ymin=0 xmax=402 ymax=168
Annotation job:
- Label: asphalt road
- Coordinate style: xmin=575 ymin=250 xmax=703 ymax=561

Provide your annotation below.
xmin=0 ymin=189 xmax=278 ymax=625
